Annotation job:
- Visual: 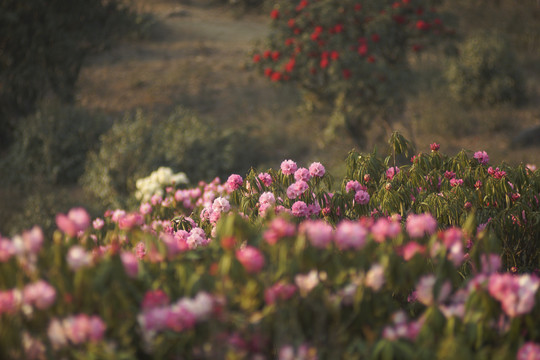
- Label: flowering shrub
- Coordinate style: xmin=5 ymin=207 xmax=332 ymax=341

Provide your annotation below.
xmin=1 ymin=133 xmax=539 ymax=359
xmin=251 ymin=0 xmax=454 ymax=142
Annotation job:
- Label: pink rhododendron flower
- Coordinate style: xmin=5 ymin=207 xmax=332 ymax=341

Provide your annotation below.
xmin=226 ymin=174 xmax=243 ymax=191
xmin=166 ymin=304 xmax=196 ymax=332
xmin=488 ymin=273 xmax=540 ymax=317
xmin=517 ymin=342 xmax=540 ymax=360
xmin=300 ymin=219 xmax=333 ymax=248
xmin=212 ymin=197 xmax=231 ymax=213
xmin=258 ymin=172 xmax=273 ymax=187
xmin=259 ymin=192 xmax=276 ymax=206
xmin=142 ymin=290 xmax=170 ymax=311
xmin=334 ymin=220 xmax=368 ymax=250
xmin=187 ymin=227 xmax=208 ymax=249
xmin=443 ymin=228 xmax=464 ymax=266
xmin=450 ymin=178 xmax=464 ymax=187
xmin=345 ymin=180 xmax=363 ymax=193
xmin=118 ymin=212 xmax=144 ymax=230
xmin=406 ymin=213 xmax=437 ymax=238
xmin=56 ymin=207 xmax=91 ymax=237
xmin=294 ymin=167 xmax=311 ymax=182
xmin=307 ymin=203 xmax=321 ymax=216
xmin=120 ymin=251 xmax=139 ymax=278
xmin=416 ymin=275 xmax=436 ymax=306
xmin=88 ymin=316 xmax=107 ymax=342
xmin=150 ymin=194 xmax=162 ymax=206
xmin=236 ymin=246 xmax=265 ymax=273
xmin=92 ymin=218 xmax=105 ymax=230
xmin=430 ymin=143 xmax=440 ymax=151
xmin=66 ymin=246 xmax=92 ymax=270
xmin=365 ymin=263 xmax=385 ymax=291
xmin=263 ymin=217 xmax=296 ymax=245
xmin=287 ymin=180 xmax=309 ymax=199
xmin=354 ymin=190 xmax=370 ymax=205
xmin=474 ymin=151 xmax=489 ymax=165
xmin=280 ymin=159 xmax=298 ymax=175
xmin=0 ymin=289 xmax=21 ymax=315
xmin=23 ymin=280 xmax=56 ymax=310
xmin=386 ymin=167 xmax=400 ymax=180
xmin=371 ymin=218 xmax=401 ymax=243
xmin=309 ymin=162 xmax=325 ymax=177
xmin=178 ymin=292 xmax=214 ymax=321
xmin=265 ymin=282 xmax=297 ymax=305
xmin=291 ymin=201 xmax=308 ymax=217
xmin=401 ymin=241 xmax=426 ymax=261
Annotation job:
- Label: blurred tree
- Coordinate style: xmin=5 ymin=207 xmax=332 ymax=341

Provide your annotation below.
xmin=0 ymin=0 xmax=137 ymax=150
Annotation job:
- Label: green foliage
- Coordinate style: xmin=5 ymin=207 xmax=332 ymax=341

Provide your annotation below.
xmin=0 ymin=102 xmax=111 ymax=187
xmin=0 ymin=0 xmax=139 ymax=149
xmin=81 ymin=107 xmax=270 ymax=208
xmin=445 ymin=32 xmax=526 ymax=107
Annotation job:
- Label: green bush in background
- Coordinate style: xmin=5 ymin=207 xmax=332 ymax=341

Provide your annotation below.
xmin=0 ymin=0 xmax=139 ymax=149
xmin=445 ymin=32 xmax=526 ymax=107
xmin=81 ymin=107 xmax=271 ymax=208
xmin=0 ymin=101 xmax=111 ymax=187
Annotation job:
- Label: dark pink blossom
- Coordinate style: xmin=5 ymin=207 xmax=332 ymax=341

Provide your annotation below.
xmin=236 ymin=246 xmax=265 ymax=273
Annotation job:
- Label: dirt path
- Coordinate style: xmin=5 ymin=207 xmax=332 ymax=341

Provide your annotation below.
xmin=75 ymin=1 xmax=278 ymax=125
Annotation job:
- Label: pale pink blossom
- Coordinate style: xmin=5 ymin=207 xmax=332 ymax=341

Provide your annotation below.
xmin=334 ymin=220 xmax=368 ymax=250
xmin=263 ymin=217 xmax=296 ymax=245
xmin=443 ymin=228 xmax=464 ymax=266
xmin=371 ymin=218 xmax=401 ymax=243
xmin=300 ymin=220 xmax=333 ymax=248
xmin=47 ymin=318 xmax=68 ymax=349
xmin=488 ymin=273 xmax=540 ymax=317
xmin=259 ymin=192 xmax=276 ymax=205
xmin=295 ymin=270 xmax=319 ymax=296
xmin=66 ymin=246 xmax=92 ymax=270
xmin=294 ymin=167 xmax=311 ymax=182
xmin=187 ymin=227 xmax=208 ymax=249
xmin=291 ymin=201 xmax=308 ymax=217
xmin=236 ymin=246 xmax=265 ymax=273
xmin=416 ymin=275 xmax=436 ymax=306
xmin=166 ymin=304 xmax=196 ymax=332
xmin=118 ymin=212 xmax=144 ymax=230
xmin=92 ymin=218 xmax=105 ymax=230
xmin=281 ymin=160 xmax=298 ymax=175
xmin=287 ymin=180 xmax=309 ymax=199
xmin=23 ymin=280 xmax=56 ymax=310
xmin=56 ymin=209 xmax=88 ymax=237
xmin=120 ymin=251 xmax=139 ymax=278
xmin=212 ymin=197 xmax=231 ymax=213
xmin=406 ymin=213 xmax=437 ymax=238
xmin=309 ymin=162 xmax=325 ymax=177
xmin=365 ymin=263 xmax=385 ymax=291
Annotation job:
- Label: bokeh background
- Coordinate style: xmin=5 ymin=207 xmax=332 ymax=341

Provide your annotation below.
xmin=1 ymin=0 xmax=539 ymax=236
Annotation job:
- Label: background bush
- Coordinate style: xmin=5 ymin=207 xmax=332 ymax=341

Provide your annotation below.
xmin=0 ymin=0 xmax=138 ymax=149
xmin=81 ymin=107 xmax=272 ymax=208
xmin=445 ymin=32 xmax=526 ymax=107
xmin=0 ymin=101 xmax=111 ymax=187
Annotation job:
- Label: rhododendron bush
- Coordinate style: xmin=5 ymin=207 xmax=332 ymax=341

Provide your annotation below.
xmin=251 ymin=0 xmax=454 ymax=142
xmin=1 ymin=134 xmax=539 ymax=359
